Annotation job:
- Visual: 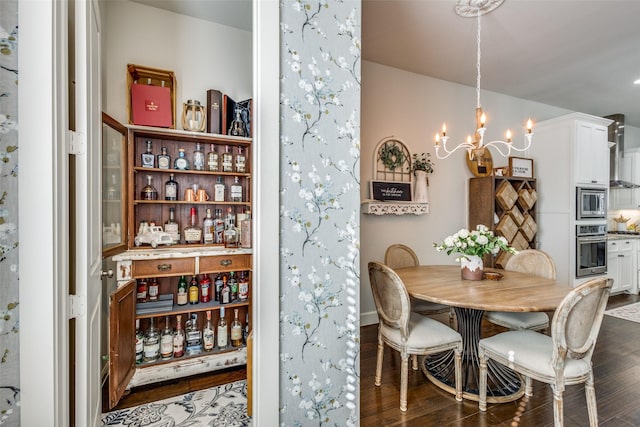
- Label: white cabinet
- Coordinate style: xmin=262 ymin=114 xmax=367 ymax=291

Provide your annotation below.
xmin=607 ymin=239 xmax=635 ymax=294
xmin=575 ymin=122 xmax=609 ymax=186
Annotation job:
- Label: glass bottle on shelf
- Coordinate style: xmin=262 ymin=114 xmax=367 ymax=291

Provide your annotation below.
xmin=141 ymin=175 xmax=158 ymax=200
xmin=222 ymin=145 xmax=233 ymax=172
xmin=173 ymin=314 xmax=185 ymax=358
xmin=214 ymin=272 xmax=224 ymax=302
xmin=164 ymin=207 xmax=180 ymax=244
xmin=136 ymin=278 xmax=148 ymax=303
xmin=203 ymin=310 xmax=215 ymax=352
xmin=184 ymin=207 xmax=203 ymax=244
xmin=231 ymin=309 xmax=243 ymax=347
xmin=240 ymin=210 xmax=252 ymax=249
xmin=185 ymin=313 xmax=203 ymax=356
xmin=230 ymin=176 xmax=243 ymax=202
xmin=106 ymin=173 xmax=118 ymax=200
xmin=174 ymin=148 xmax=190 ymax=170
xmin=214 ymin=208 xmax=225 ymax=244
xmin=157 ymin=146 xmax=171 ymax=170
xmin=199 ymin=274 xmax=211 ymax=303
xmin=235 ymin=146 xmax=246 ymax=173
xmin=160 ymin=315 xmax=173 ymax=360
xmin=188 ymin=275 xmax=200 ymax=305
xmin=238 ymin=271 xmax=249 ymax=301
xmin=193 ymin=142 xmax=205 ymax=171
xmin=220 ymin=275 xmax=230 ymax=304
xmin=143 ymin=318 xmax=160 ymax=363
xmin=135 ymin=319 xmax=143 ymax=364
xmin=203 ymin=208 xmax=214 ymax=244
xmin=228 ymin=271 xmax=238 ymax=302
xmin=243 ymin=312 xmax=250 ymax=345
xmin=214 ymin=176 xmax=225 ymax=202
xmin=206 ymin=144 xmax=219 ymax=172
xmin=176 ymin=275 xmax=188 ymax=306
xmin=217 ymin=307 xmax=228 ymax=349
xmin=229 ymin=110 xmax=247 ymax=137
xmin=164 ymin=173 xmax=178 ymax=201
xmin=141 ymin=140 xmax=155 ymax=168
xmin=148 ymin=277 xmax=159 ymax=302
xmin=224 ymin=207 xmax=239 ymax=248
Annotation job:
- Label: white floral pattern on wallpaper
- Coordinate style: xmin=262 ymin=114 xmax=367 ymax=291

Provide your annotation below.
xmin=0 ymin=0 xmax=20 ymax=425
xmin=280 ymin=1 xmax=360 ymax=425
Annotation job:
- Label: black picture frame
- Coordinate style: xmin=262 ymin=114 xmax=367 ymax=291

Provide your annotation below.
xmin=370 ymin=180 xmax=413 ymax=202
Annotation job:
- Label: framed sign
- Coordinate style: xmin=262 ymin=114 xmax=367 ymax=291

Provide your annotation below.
xmin=508 ymin=157 xmax=534 ymax=178
xmin=370 ymin=180 xmax=412 ymax=202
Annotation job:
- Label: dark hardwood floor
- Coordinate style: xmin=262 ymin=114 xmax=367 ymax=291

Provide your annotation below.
xmin=360 ymin=293 xmax=640 ymax=427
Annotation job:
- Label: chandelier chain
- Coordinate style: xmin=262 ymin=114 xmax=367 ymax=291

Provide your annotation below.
xmin=476 ymin=7 xmax=481 ymax=109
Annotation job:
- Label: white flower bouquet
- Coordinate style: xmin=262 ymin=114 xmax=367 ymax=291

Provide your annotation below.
xmin=433 ymin=224 xmax=516 ymax=260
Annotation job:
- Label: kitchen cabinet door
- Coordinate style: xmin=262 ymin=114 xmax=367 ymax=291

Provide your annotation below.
xmin=108 ymin=279 xmax=136 ymax=409
xmin=575 ymin=122 xmax=609 ymax=186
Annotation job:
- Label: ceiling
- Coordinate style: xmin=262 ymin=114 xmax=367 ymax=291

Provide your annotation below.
xmin=130 ymin=0 xmax=640 ymax=127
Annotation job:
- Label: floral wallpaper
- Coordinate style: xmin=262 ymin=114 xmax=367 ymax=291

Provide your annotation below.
xmin=280 ymin=0 xmax=361 ymax=425
xmin=0 ymin=0 xmax=19 ymax=425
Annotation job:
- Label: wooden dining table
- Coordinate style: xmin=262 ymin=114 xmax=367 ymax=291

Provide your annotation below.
xmin=394 ymin=264 xmax=572 ymax=403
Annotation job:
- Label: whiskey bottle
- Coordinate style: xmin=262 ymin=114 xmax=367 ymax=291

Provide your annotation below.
xmin=135 ymin=319 xmax=144 ymax=364
xmin=176 ymin=275 xmax=188 ymax=306
xmin=141 ymin=175 xmax=158 ymax=200
xmin=222 ymin=145 xmax=233 ymax=172
xmin=214 ymin=272 xmax=224 ymax=302
xmin=220 ymin=275 xmax=230 ymax=304
xmin=223 ymin=207 xmax=239 ymax=248
xmin=160 ymin=315 xmax=173 ymax=360
xmin=213 ymin=176 xmax=225 ymax=202
xmin=143 ymin=318 xmax=160 ymax=362
xmin=141 ymin=140 xmax=155 ymax=168
xmin=185 ymin=313 xmax=203 ymax=355
xmin=243 ymin=312 xmax=250 ymax=345
xmin=228 ymin=271 xmax=238 ymax=302
xmin=164 ymin=207 xmax=180 ymax=244
xmin=173 ymin=314 xmax=185 ymax=358
xmin=157 ymin=146 xmax=171 ymax=169
xmin=164 ymin=173 xmax=178 ymax=201
xmin=203 ymin=208 xmax=214 ymax=244
xmin=214 ymin=208 xmax=225 ymax=244
xmin=174 ymin=148 xmax=190 ymax=170
xmin=206 ymin=143 xmax=219 ymax=172
xmin=217 ymin=307 xmax=228 ymax=349
xmin=230 ymin=176 xmax=243 ymax=202
xmin=148 ymin=277 xmax=159 ymax=302
xmin=231 ymin=309 xmax=243 ymax=347
xmin=199 ymin=274 xmax=212 ymax=303
xmin=184 ymin=207 xmax=203 ymax=244
xmin=238 ymin=271 xmax=250 ymax=301
xmin=188 ymin=275 xmax=200 ymax=304
xmin=235 ymin=146 xmax=246 ymax=173
xmin=240 ymin=210 xmax=252 ymax=249
xmin=193 ymin=142 xmax=205 ymax=171
xmin=136 ymin=278 xmax=148 ymax=303
xmin=203 ymin=310 xmax=215 ymax=352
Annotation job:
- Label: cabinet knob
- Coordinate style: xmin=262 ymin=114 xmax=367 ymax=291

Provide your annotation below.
xmin=220 ymin=259 xmax=233 ymax=266
xmin=618 ymin=254 xmax=625 ymax=258
xmin=157 ymin=263 xmax=172 ymax=272
xmin=100 ymin=269 xmax=114 ymax=279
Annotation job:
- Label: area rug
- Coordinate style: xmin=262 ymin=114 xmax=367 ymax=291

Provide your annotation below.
xmin=605 ymin=302 xmax=640 ymax=323
xmin=101 ymin=380 xmax=250 ymax=427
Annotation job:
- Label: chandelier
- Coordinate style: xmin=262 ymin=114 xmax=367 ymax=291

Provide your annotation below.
xmin=434 ymin=0 xmax=533 ymax=162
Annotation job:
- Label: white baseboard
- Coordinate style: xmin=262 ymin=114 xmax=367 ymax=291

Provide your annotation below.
xmin=360 ymin=310 xmax=379 ymax=327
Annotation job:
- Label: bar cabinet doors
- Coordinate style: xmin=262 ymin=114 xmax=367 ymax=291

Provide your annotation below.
xmin=102 ymin=112 xmax=128 ymax=257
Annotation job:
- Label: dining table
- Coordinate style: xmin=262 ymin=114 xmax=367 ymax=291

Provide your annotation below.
xmin=394 ymin=264 xmax=572 ymax=403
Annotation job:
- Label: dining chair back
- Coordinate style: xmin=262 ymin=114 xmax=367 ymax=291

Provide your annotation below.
xmin=368 ymin=261 xmax=463 ymax=411
xmin=478 ymin=276 xmax=612 ymax=426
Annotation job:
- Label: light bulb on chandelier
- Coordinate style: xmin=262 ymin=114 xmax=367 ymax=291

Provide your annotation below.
xmin=434 ymin=0 xmax=533 ymax=162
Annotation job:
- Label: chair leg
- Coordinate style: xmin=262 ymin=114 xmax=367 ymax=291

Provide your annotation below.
xmin=400 ymin=351 xmax=409 ymax=412
xmin=411 ymin=354 xmax=418 ymax=370
xmin=478 ymin=348 xmax=488 ymax=411
xmin=375 ymin=330 xmax=384 ymax=387
xmin=551 ymin=385 xmax=564 ymax=427
xmin=454 ymin=347 xmax=463 ymax=402
xmin=525 ymin=376 xmax=533 ymax=396
xmin=585 ymin=372 xmax=598 ymax=427
xmin=449 ymin=307 xmax=456 ymax=329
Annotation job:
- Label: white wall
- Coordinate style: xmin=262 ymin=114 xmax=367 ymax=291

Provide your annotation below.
xmin=104 ymin=1 xmax=252 ymax=124
xmin=360 ymin=60 xmax=571 ymax=324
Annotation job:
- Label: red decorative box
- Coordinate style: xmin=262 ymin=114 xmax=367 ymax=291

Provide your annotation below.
xmin=131 ymin=83 xmax=172 ymax=128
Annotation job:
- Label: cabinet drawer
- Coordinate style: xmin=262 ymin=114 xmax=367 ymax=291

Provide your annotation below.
xmin=133 ymin=258 xmax=195 ymax=278
xmin=200 ymin=254 xmax=251 ymax=273
xmin=608 ymin=239 xmax=634 ymax=252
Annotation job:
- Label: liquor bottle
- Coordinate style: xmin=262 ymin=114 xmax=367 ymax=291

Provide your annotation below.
xmin=135 ymin=319 xmax=144 ymax=364
xmin=229 ymin=110 xmax=246 ymax=137
xmin=176 ymin=275 xmax=188 ymax=306
xmin=174 ymin=148 xmax=190 ymax=170
xmin=240 ymin=210 xmax=252 ymax=249
xmin=136 ymin=278 xmax=148 ymax=303
xmin=148 ymin=277 xmax=159 ymax=302
xmin=231 ymin=309 xmax=243 ymax=347
xmin=206 ymin=143 xmax=219 ymax=172
xmin=141 ymin=175 xmax=158 ymax=200
xmin=164 ymin=173 xmax=178 ymax=201
xmin=199 ymin=274 xmax=212 ymax=303
xmin=143 ymin=318 xmax=160 ymax=362
xmin=222 ymin=145 xmax=233 ymax=172
xmin=238 ymin=271 xmax=250 ymax=301
xmin=184 ymin=207 xmax=203 ymax=244
xmin=243 ymin=312 xmax=250 ymax=345
xmin=185 ymin=313 xmax=203 ymax=355
xmin=214 ymin=272 xmax=224 ymax=302
xmin=224 ymin=207 xmax=239 ymax=248
xmin=213 ymin=176 xmax=225 ymax=202
xmin=214 ymin=208 xmax=225 ymax=244
xmin=106 ymin=173 xmax=118 ymax=200
xmin=141 ymin=140 xmax=155 ymax=168
xmin=217 ymin=307 xmax=228 ymax=349
xmin=203 ymin=208 xmax=214 ymax=244
xmin=160 ymin=315 xmax=173 ymax=360
xmin=188 ymin=275 xmax=200 ymax=305
xmin=228 ymin=271 xmax=238 ymax=302
xmin=193 ymin=142 xmax=205 ymax=171
xmin=157 ymin=146 xmax=171 ymax=169
xmin=235 ymin=146 xmax=246 ymax=173
xmin=203 ymin=310 xmax=215 ymax=352
xmin=230 ymin=176 xmax=243 ymax=202
xmin=164 ymin=207 xmax=180 ymax=244
xmin=220 ymin=275 xmax=230 ymax=304
xmin=173 ymin=314 xmax=185 ymax=358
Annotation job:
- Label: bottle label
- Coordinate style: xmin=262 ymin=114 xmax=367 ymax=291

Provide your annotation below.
xmin=148 ymin=285 xmax=159 ymax=299
xmin=222 ymin=155 xmax=233 ymax=172
xmin=217 ymin=327 xmax=228 ymax=347
xmin=165 ymin=184 xmax=176 ymax=199
xmin=160 ymin=336 xmax=173 ymax=358
xmin=173 ymin=334 xmax=184 ymax=355
xmin=194 ymin=153 xmax=205 ymax=170
xmin=207 ymin=154 xmax=219 ymax=171
xmin=201 ymin=284 xmax=210 ymax=298
xmin=143 ymin=342 xmax=159 ymax=358
xmin=175 ymin=157 xmax=188 ymax=170
xmin=141 ymin=153 xmax=155 ymax=168
xmin=136 ymin=336 xmax=143 ymax=354
xmin=231 ymin=185 xmax=242 ymax=201
xmin=235 ymin=157 xmax=246 ymax=173
xmin=184 ymin=229 xmax=202 ymax=243
xmin=221 ymin=288 xmax=230 ymax=304
xmin=214 ymin=184 xmax=225 ymax=202
xmin=203 ymin=330 xmax=214 ymax=350
xmin=231 ymin=326 xmax=242 ymax=341
xmin=189 ymin=286 xmax=199 ymax=303
xmin=177 ymin=290 xmax=188 ymax=305
xmin=158 ymin=156 xmax=170 ymax=169
xmin=239 ymin=281 xmax=249 ymax=300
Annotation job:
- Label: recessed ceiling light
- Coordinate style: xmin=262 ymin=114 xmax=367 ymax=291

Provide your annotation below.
xmin=634 ymin=79 xmax=640 ymax=85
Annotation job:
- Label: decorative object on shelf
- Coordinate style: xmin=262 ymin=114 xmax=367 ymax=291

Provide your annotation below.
xmin=434 ymin=224 xmax=516 ymax=280
xmin=411 ymin=152 xmax=434 ymax=202
xmin=127 ymin=64 xmax=176 ymax=128
xmin=379 ymin=143 xmax=406 ymax=171
xmin=433 ymin=2 xmax=533 ymax=168
xmin=181 ymin=99 xmax=207 ymax=132
xmin=613 ymin=214 xmax=630 ymax=231
xmin=229 ymin=108 xmax=247 ymax=137
xmin=370 ymin=180 xmax=412 ymax=202
xmin=508 ymin=156 xmax=534 ymax=178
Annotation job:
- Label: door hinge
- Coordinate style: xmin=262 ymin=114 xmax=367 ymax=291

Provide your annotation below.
xmin=68 ymin=130 xmax=86 ymax=155
xmin=68 ymin=294 xmax=86 ymax=319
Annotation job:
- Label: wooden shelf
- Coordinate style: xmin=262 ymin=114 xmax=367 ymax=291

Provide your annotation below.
xmin=361 ymin=200 xmax=429 ymax=215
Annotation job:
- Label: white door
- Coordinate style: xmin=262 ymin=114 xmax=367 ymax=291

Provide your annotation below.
xmin=74 ymin=0 xmax=103 ymax=425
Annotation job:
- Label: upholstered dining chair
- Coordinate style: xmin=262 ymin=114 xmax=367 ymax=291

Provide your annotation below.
xmin=478 ymin=276 xmax=612 ymax=427
xmin=368 ymin=261 xmax=463 ymax=412
xmin=484 ymin=249 xmax=556 ymax=332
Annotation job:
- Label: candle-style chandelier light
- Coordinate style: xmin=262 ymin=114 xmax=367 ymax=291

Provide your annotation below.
xmin=434 ymin=0 xmax=533 ymax=162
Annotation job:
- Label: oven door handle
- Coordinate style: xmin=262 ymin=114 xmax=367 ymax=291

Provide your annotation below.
xmin=578 ymin=235 xmax=606 ymax=242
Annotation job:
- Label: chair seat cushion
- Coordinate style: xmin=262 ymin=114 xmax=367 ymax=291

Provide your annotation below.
xmin=411 ymin=298 xmax=449 ymax=314
xmin=381 ymin=313 xmax=461 ymax=353
xmin=485 ymin=311 xmax=549 ymax=330
xmin=479 ymin=330 xmax=591 ymax=381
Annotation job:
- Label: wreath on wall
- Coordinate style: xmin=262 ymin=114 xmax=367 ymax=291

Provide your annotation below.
xmin=379 ymin=143 xmax=405 ymax=171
